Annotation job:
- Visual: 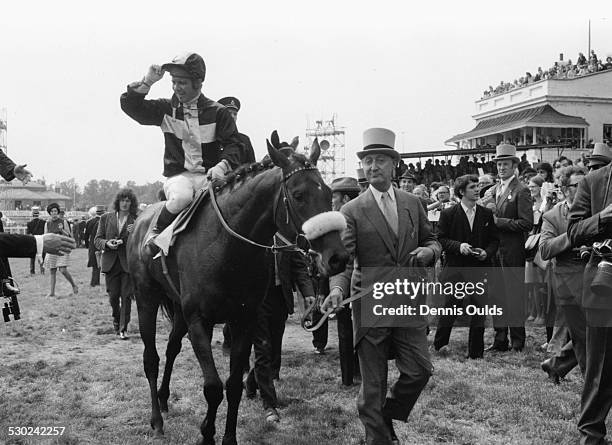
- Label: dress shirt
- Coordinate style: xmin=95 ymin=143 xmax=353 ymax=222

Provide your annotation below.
xmin=369 ymin=184 xmax=398 ymax=235
xmin=461 ymin=202 xmax=476 ymax=230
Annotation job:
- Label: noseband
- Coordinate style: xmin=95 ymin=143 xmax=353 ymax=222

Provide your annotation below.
xmin=209 ymin=163 xmax=319 ymax=256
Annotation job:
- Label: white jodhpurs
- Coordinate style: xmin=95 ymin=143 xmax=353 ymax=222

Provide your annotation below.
xmin=163 ymin=172 xmax=209 ymax=214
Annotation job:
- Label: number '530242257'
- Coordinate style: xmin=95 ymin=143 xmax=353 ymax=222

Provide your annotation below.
xmin=8 ymin=426 xmax=65 ymax=436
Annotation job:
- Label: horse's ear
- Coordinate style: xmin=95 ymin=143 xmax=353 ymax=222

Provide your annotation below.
xmin=310 ymin=138 xmax=321 ymax=165
xmin=267 ymin=139 xmax=291 ymax=169
xmin=290 ymin=136 xmax=299 ymax=150
xmin=271 ymin=130 xmax=280 ymax=149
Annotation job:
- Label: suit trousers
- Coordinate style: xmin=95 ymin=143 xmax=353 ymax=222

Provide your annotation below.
xmin=357 ymin=327 xmax=432 ymax=445
xmin=246 ymin=285 xmax=288 ymax=409
xmin=337 ymin=306 xmax=359 ymax=385
xmin=434 ymin=295 xmax=485 ymax=359
xmin=105 ymin=260 xmax=132 ymax=332
xmin=578 ymin=323 xmax=612 ymax=445
xmin=548 ymin=304 xmax=587 ymax=377
xmin=311 ymin=310 xmax=328 ymax=350
xmin=90 ymin=263 xmax=101 ymax=286
xmin=490 ymin=263 xmax=526 ymax=349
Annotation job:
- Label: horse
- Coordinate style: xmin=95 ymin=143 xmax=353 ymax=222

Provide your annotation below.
xmin=127 ymin=131 xmax=349 ymax=445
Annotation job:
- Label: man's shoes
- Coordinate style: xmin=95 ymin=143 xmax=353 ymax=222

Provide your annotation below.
xmin=264 ymin=407 xmax=280 ymax=423
xmin=485 ymin=344 xmax=509 ymax=352
xmin=541 ymin=360 xmax=560 ymax=384
xmin=120 ymin=331 xmax=129 ymax=340
xmin=314 ymin=347 xmax=326 ymax=355
xmin=435 ymin=345 xmax=451 ymax=356
xmin=384 ymin=416 xmax=399 ymax=445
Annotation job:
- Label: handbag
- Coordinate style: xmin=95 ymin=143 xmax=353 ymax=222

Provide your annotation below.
xmin=525 ymin=233 xmax=541 ymax=261
xmin=533 ymin=248 xmax=550 ymax=271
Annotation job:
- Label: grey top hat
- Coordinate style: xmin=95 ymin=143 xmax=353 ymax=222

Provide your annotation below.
xmin=356 ymin=128 xmax=400 ymax=162
xmin=491 ymin=143 xmax=520 ymax=163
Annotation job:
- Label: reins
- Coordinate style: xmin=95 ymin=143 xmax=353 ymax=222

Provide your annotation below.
xmin=209 ymin=165 xmax=318 ymax=255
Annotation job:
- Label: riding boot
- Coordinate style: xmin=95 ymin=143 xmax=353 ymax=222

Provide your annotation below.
xmin=147 ymin=206 xmax=177 ymax=246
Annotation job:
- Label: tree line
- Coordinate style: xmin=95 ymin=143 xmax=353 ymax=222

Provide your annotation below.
xmin=53 ymin=179 xmax=164 ymax=211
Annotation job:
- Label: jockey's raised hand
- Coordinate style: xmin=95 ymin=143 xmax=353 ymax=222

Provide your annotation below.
xmin=143 ymin=64 xmax=164 ymax=87
xmin=207 ymin=160 xmax=231 ymax=181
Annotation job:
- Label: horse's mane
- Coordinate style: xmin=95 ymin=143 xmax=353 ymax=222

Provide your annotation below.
xmin=214 ymin=152 xmax=313 ymax=194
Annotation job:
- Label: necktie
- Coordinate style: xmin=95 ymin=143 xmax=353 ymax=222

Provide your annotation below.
xmin=380 ymin=192 xmax=398 ymax=236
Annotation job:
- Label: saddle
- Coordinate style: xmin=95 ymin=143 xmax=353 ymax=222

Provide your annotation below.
xmin=144 ymin=187 xmax=210 ymax=257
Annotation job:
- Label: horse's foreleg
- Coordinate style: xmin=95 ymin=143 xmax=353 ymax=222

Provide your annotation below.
xmin=137 ymin=298 xmax=164 ymax=436
xmin=158 ymin=302 xmax=188 ymax=412
xmin=222 ymin=321 xmax=254 ymax=445
xmin=188 ymin=318 xmax=223 ymax=445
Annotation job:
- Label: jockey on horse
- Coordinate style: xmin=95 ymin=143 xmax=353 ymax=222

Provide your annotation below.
xmin=120 ymin=52 xmax=244 ymax=243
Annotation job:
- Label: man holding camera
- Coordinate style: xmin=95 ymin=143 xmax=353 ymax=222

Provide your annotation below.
xmin=568 ymin=157 xmax=612 ymax=445
xmin=539 ymin=166 xmax=587 ymax=383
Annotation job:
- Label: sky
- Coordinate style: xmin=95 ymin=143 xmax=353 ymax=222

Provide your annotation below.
xmin=0 ymin=0 xmax=610 ymax=187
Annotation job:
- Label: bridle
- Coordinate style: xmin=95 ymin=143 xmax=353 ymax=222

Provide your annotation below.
xmin=208 ymin=162 xmax=320 ymax=256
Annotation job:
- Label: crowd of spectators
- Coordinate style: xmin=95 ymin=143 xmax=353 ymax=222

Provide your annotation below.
xmin=482 ymin=50 xmax=612 ymax=99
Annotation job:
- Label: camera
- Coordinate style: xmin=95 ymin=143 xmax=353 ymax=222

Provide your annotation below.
xmin=2 ymin=277 xmax=21 ymax=322
xmin=579 ymin=245 xmax=592 ymax=261
xmin=590 ymin=239 xmax=612 ymax=296
xmin=2 ymin=295 xmax=20 ymax=322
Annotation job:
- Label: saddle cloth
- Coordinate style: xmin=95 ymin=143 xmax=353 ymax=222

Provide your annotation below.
xmin=151 ymin=187 xmax=210 ymax=256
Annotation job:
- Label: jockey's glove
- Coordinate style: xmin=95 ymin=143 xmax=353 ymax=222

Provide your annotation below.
xmin=208 ymin=160 xmax=231 ymax=181
xmin=131 ymin=65 xmax=165 ymax=94
xmin=143 ymin=64 xmax=164 ymax=86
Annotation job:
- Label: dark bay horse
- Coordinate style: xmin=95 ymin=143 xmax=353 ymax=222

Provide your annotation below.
xmin=127 ymin=132 xmax=349 ymax=445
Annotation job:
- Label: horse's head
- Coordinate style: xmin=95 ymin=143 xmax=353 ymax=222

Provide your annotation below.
xmin=266 ymin=131 xmax=349 ymax=276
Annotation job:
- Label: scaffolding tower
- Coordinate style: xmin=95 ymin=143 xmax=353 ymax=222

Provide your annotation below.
xmin=305 ymin=115 xmax=345 ymax=184
xmin=0 ymin=108 xmax=6 ymax=154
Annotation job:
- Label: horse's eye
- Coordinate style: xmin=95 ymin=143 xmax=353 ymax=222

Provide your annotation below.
xmin=293 ymin=192 xmax=304 ymax=202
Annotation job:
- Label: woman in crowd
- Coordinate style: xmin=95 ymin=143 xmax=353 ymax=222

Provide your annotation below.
xmin=535 ymin=162 xmax=556 ymax=213
xmin=44 ymin=202 xmax=79 ymax=297
xmin=525 ymin=176 xmax=546 ymax=324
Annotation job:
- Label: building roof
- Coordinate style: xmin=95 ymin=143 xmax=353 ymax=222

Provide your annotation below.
xmin=446 ymin=104 xmax=589 ymax=144
xmin=0 ymin=188 xmax=71 ymax=201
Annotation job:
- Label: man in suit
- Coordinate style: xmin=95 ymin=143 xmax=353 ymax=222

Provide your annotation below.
xmin=567 ymin=158 xmax=612 ymax=445
xmin=244 ymin=237 xmax=315 ymax=422
xmin=218 ymin=96 xmax=256 ymax=164
xmin=84 ymin=206 xmax=104 ymax=287
xmin=433 ymin=174 xmax=499 ymax=359
xmin=539 ymin=166 xmax=587 ymax=384
xmin=323 ymin=128 xmax=440 ymax=445
xmin=484 ymin=144 xmax=533 ymax=352
xmin=26 ymin=207 xmax=47 ymax=275
xmin=95 ymin=191 xmax=137 ymax=339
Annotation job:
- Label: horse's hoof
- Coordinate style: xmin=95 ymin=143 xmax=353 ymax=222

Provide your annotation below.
xmin=222 ymin=435 xmax=237 ymax=445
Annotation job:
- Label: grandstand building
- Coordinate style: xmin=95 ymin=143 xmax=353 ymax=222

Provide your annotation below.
xmin=446 ymin=69 xmax=612 ymax=162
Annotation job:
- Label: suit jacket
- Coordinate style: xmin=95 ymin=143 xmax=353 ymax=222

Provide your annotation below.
xmin=238 ymin=132 xmax=256 ymax=164
xmin=491 ymin=176 xmax=533 ymax=266
xmin=270 ymin=235 xmax=315 ymax=315
xmin=330 ymin=187 xmax=441 ymax=346
xmin=26 ymin=218 xmax=46 ymax=236
xmin=0 ymin=233 xmax=37 ymax=258
xmin=539 ymin=201 xmax=583 ymax=305
xmin=85 ymin=216 xmax=101 ymax=267
xmin=438 ymin=203 xmax=498 ymax=284
xmin=0 ymin=150 xmax=16 ymax=182
xmin=94 ymin=212 xmax=135 ymax=273
xmin=568 ymin=163 xmax=612 ymax=314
